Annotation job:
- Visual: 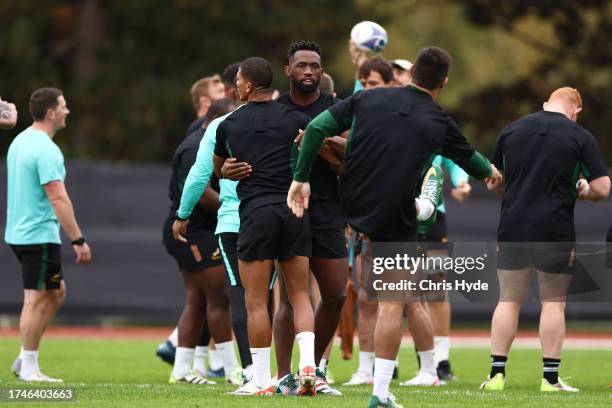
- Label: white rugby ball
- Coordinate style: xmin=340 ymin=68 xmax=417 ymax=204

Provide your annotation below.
xmin=350 ymin=21 xmax=388 ymax=53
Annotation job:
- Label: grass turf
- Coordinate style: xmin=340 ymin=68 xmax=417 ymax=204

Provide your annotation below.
xmin=0 ymin=338 xmax=610 ymax=407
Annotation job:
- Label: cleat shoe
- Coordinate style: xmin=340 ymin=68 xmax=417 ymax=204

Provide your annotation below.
xmin=540 ymin=377 xmax=579 ymax=392
xmin=227 ymin=366 xmax=244 ymax=385
xmin=343 ymin=370 xmax=373 ymax=385
xmin=418 ymin=164 xmax=444 ymax=226
xmin=155 ymin=340 xmax=176 ymax=365
xmin=479 ymin=373 xmax=504 ymax=391
xmin=231 ymin=381 xmax=275 ymax=396
xmin=11 ymin=356 xmax=21 ymax=377
xmin=399 ymin=371 xmax=441 ymax=386
xmin=276 ymin=373 xmax=298 ymax=396
xmin=297 ymin=365 xmax=316 ymax=397
xmin=368 ymin=394 xmax=404 ymax=408
xmin=207 ymin=366 xmax=225 ymax=378
xmin=436 ymin=360 xmax=457 ymax=382
xmin=169 ymin=373 xmax=216 ymax=384
xmin=18 ymin=371 xmax=63 ymax=383
xmin=315 ymin=368 xmax=342 ymax=396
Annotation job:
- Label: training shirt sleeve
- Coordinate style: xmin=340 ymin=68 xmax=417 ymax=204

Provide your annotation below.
xmin=177 ymin=118 xmax=220 ymax=220
xmin=579 ymin=130 xmax=608 ymax=181
xmin=293 ymin=97 xmax=354 ymax=182
xmin=441 ymin=156 xmax=469 ymax=187
xmin=37 ymin=145 xmax=65 ymax=185
xmin=443 ymin=117 xmax=492 ymax=179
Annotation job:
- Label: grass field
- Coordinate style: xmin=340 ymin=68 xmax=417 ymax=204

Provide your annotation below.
xmin=0 ymin=338 xmax=610 ymax=407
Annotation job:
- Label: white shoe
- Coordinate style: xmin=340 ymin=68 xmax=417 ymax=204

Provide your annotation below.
xmin=399 ymin=371 xmax=440 ymax=386
xmin=18 ymin=371 xmax=63 ymax=383
xmin=227 ymin=366 xmax=244 ymax=385
xmin=11 ymin=356 xmax=21 ymax=377
xmin=169 ymin=373 xmax=216 ymax=384
xmin=230 ymin=380 xmax=275 ymax=395
xmin=342 ymin=371 xmax=373 ymax=385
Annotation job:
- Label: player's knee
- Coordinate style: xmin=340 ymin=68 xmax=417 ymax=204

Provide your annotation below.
xmin=321 ymin=287 xmax=347 ymax=310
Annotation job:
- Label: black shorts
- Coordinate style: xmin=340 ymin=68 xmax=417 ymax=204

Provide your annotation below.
xmin=312 ymin=228 xmax=347 ymax=259
xmin=218 ymin=232 xmax=277 ymax=288
xmin=238 ymin=203 xmax=311 ymax=262
xmin=497 ymin=242 xmax=575 ymax=274
xmin=417 ymin=212 xmax=448 ymax=250
xmin=10 ymin=244 xmax=63 ymax=290
xmin=164 ymin=230 xmax=223 ymax=273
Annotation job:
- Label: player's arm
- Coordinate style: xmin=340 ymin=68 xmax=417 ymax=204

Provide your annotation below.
xmin=173 ymin=121 xmax=219 ymax=242
xmin=442 ymin=157 xmax=471 ymax=203
xmin=44 ymin=181 xmax=91 ymax=264
xmin=577 ymin=131 xmax=610 ymax=201
xmin=180 ymin=147 xmax=220 ymax=213
xmin=0 ymin=99 xmax=17 ymax=130
xmin=577 ymin=176 xmax=610 ymax=201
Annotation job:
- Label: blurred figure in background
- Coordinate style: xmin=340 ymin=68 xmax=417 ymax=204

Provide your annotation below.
xmin=390 ymin=59 xmax=413 ymax=86
xmin=0 ymin=97 xmax=18 ymax=130
xmin=185 ymin=74 xmax=226 ymax=136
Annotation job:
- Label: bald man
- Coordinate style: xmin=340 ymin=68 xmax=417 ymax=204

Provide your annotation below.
xmin=481 ymin=87 xmax=610 ymax=393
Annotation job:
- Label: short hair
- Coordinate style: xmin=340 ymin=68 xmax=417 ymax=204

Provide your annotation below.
xmin=190 ymin=75 xmax=221 ymax=111
xmin=358 ymin=56 xmax=393 ymax=84
xmin=287 ymin=41 xmax=321 ymax=61
xmin=548 ymin=87 xmax=582 ymax=109
xmin=240 ymin=57 xmax=273 ymax=89
xmin=411 ymin=46 xmax=451 ymax=90
xmin=29 ymin=87 xmax=63 ymax=121
xmin=206 ymin=98 xmax=236 ymax=122
xmin=320 ymin=73 xmax=334 ymax=94
xmin=222 ymin=62 xmax=241 ymax=86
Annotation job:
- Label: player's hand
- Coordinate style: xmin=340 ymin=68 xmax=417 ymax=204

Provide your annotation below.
xmin=73 ymin=243 xmax=92 ymax=265
xmin=451 ymin=181 xmax=472 ymax=203
xmin=172 ymin=219 xmax=189 ymax=243
xmin=294 ymin=129 xmax=304 ymax=150
xmin=287 ymin=180 xmax=311 ymax=218
xmin=348 ymin=39 xmax=369 ymax=68
xmin=221 ymin=157 xmax=252 ymax=180
xmin=576 ymin=178 xmax=590 ymax=200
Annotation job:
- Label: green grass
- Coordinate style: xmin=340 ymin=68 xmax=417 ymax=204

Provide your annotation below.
xmin=0 ymin=338 xmax=610 ymax=407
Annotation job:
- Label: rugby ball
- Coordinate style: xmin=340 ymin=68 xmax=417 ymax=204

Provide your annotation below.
xmin=350 ymin=21 xmax=388 ymax=53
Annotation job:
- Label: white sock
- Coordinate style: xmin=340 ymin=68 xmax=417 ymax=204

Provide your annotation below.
xmin=358 ymin=351 xmax=375 ymax=376
xmin=209 ymin=348 xmax=223 ymax=371
xmin=295 ymin=331 xmax=315 ymax=370
xmin=168 ymin=327 xmax=178 ymax=347
xmin=415 ymin=197 xmax=435 ymax=221
xmin=172 ymin=347 xmax=194 ymax=379
xmin=244 ymin=364 xmax=254 ymax=381
xmin=372 ymin=358 xmax=395 ymax=402
xmin=215 ymin=340 xmax=239 ymax=374
xmin=434 ymin=336 xmax=450 ymax=366
xmin=20 ymin=349 xmax=38 ymax=377
xmin=193 ymin=346 xmax=208 ymax=374
xmin=250 ymin=347 xmax=271 ymax=389
xmin=319 ymin=358 xmax=328 ymax=372
xmin=418 ymin=349 xmax=436 ymax=376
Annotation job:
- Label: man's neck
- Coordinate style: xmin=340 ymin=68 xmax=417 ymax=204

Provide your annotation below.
xmin=31 ymin=121 xmax=55 ymax=139
xmin=289 ymin=87 xmax=320 ymax=107
xmin=544 ymin=104 xmax=571 ymax=120
xmin=407 ymin=81 xmax=439 ymax=100
xmin=248 ymin=88 xmax=274 ymax=102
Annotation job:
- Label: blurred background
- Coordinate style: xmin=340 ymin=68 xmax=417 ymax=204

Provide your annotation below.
xmin=1 ymin=0 xmax=611 ymax=325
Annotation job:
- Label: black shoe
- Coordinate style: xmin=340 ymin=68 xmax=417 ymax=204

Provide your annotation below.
xmin=436 ymin=360 xmax=456 ymax=382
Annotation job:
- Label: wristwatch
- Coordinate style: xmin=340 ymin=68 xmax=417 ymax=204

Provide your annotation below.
xmin=71 ymin=237 xmax=86 ymax=246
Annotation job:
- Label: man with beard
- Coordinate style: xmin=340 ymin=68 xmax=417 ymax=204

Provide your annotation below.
xmin=274 ymin=41 xmax=348 ymax=396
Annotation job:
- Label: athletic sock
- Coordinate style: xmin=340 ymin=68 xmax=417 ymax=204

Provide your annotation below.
xmin=319 ymin=358 xmax=328 ymax=372
xmin=209 ymin=348 xmax=223 ymax=371
xmin=543 ymin=357 xmax=561 ymax=384
xmin=490 ymin=355 xmax=507 ymax=377
xmin=250 ymin=347 xmax=271 ymax=389
xmin=417 ymin=349 xmax=436 ymax=376
xmin=244 ymin=364 xmax=254 ymax=380
xmin=228 ymin=286 xmax=252 ymax=368
xmin=372 ymin=358 xmax=395 ymax=402
xmin=434 ymin=336 xmax=450 ymax=366
xmin=168 ymin=327 xmax=178 ymax=347
xmin=295 ymin=331 xmax=315 ymax=370
xmin=216 ymin=340 xmax=239 ymax=373
xmin=172 ymin=347 xmax=194 ymax=379
xmin=20 ymin=349 xmax=38 ymax=378
xmin=193 ymin=346 xmax=208 ymax=374
xmin=358 ymin=351 xmax=375 ymax=376
xmin=415 ymin=197 xmax=435 ymax=221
